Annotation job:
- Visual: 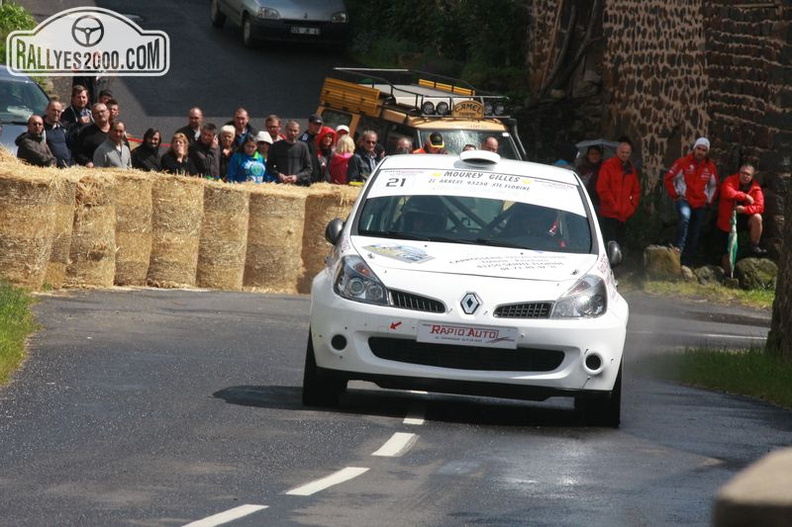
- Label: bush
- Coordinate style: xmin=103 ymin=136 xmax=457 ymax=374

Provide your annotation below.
xmin=0 ymin=2 xmax=36 ymax=64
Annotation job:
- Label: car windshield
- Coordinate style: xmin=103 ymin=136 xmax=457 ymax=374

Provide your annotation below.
xmin=417 ymin=130 xmax=521 ymax=159
xmin=355 ymin=169 xmax=593 ymax=254
xmin=0 ymin=78 xmax=49 ymax=125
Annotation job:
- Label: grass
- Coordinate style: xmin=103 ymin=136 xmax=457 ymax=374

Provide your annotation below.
xmin=646 ymin=347 xmax=792 ymax=410
xmin=0 ymin=282 xmax=37 ymax=385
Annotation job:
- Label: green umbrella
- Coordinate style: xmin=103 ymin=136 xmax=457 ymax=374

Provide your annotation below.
xmin=727 ymin=208 xmax=738 ymax=278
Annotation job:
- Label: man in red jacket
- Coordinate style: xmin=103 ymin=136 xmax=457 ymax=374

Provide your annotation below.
xmin=664 ymin=137 xmax=719 ymax=267
xmin=716 ymin=164 xmax=766 ymax=273
xmin=595 ymin=137 xmax=640 ymax=247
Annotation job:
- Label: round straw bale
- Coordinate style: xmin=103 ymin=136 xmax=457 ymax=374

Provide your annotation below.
xmin=0 ymin=168 xmax=58 ymax=290
xmin=299 ymin=184 xmax=361 ymax=293
xmin=243 ymin=184 xmax=306 ymax=294
xmin=64 ymin=172 xmax=117 ymax=288
xmin=114 ymin=172 xmax=153 ymax=285
xmin=197 ymin=182 xmax=250 ymax=290
xmin=147 ymin=175 xmax=204 ymax=288
xmin=44 ymin=172 xmax=79 ymax=289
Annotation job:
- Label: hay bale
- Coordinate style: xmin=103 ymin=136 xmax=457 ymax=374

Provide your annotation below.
xmin=299 ymin=183 xmax=361 ymax=293
xmin=197 ymin=182 xmax=250 ymax=290
xmin=43 ymin=172 xmax=79 ymax=288
xmin=0 ymin=167 xmax=58 ymax=289
xmin=243 ymin=185 xmax=306 ymax=294
xmin=114 ymin=172 xmax=153 ymax=286
xmin=64 ymin=173 xmax=117 ymax=288
xmin=148 ymin=175 xmax=204 ymax=288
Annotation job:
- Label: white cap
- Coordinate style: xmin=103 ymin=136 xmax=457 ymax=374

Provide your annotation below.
xmin=335 ymin=125 xmax=350 ymax=135
xmin=255 ymin=131 xmax=273 ymax=144
xmin=693 ymin=137 xmax=710 ymax=150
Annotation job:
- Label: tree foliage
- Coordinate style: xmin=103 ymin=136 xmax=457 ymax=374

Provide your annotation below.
xmin=0 ymin=2 xmax=36 ymax=64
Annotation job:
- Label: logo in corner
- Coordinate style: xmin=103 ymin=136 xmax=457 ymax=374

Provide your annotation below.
xmin=7 ymin=7 xmax=170 ymax=77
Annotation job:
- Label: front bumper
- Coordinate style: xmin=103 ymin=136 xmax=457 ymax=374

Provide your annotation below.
xmin=309 ymin=272 xmax=628 ymax=401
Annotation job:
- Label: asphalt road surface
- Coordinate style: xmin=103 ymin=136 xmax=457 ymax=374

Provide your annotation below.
xmin=0 ymin=288 xmax=789 ymax=526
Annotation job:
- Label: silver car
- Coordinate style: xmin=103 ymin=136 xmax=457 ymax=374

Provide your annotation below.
xmin=0 ymin=65 xmax=50 ymax=155
xmin=210 ymin=0 xmax=349 ymax=47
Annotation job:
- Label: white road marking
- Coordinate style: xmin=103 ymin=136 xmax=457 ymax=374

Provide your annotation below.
xmin=372 ymin=432 xmax=418 ymax=457
xmin=182 ymin=504 xmax=268 ymax=527
xmin=408 ymin=390 xmax=429 ymax=395
xmin=403 ymin=404 xmax=426 ymax=425
xmin=286 ymin=467 xmax=370 ymax=496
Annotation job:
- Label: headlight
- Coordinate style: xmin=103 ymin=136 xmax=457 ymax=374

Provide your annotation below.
xmin=257 ymin=7 xmax=279 ymax=19
xmin=331 ymin=11 xmax=348 ymax=23
xmin=551 ymin=275 xmax=607 ymax=318
xmin=334 ymin=255 xmax=388 ymax=305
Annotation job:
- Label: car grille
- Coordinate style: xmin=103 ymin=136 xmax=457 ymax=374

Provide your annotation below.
xmin=494 ymin=302 xmax=553 ymax=319
xmin=389 ymin=290 xmax=446 ymax=313
xmin=369 ymin=338 xmax=564 ymax=372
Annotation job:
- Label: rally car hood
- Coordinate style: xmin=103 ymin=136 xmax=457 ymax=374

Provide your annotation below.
xmin=350 ymin=236 xmax=599 ymax=283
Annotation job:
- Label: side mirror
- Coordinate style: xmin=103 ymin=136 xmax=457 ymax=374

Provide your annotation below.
xmin=325 ymin=218 xmax=344 ymax=245
xmin=606 ymin=240 xmax=623 ymax=268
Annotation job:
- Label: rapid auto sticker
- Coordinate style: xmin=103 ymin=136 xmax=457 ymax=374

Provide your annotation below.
xmin=363 ymin=243 xmax=434 ymax=263
xmin=417 ymin=322 xmax=518 ymax=349
xmin=367 ymin=168 xmax=585 ymax=215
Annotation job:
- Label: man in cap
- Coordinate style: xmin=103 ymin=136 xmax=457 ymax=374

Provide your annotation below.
xmin=299 ymin=114 xmax=323 ymax=180
xmin=664 ymin=136 xmax=719 ymax=267
xmin=413 ymin=131 xmax=447 ymax=154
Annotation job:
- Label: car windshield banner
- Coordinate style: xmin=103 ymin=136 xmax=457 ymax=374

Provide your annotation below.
xmin=6 ymin=7 xmax=170 ymax=76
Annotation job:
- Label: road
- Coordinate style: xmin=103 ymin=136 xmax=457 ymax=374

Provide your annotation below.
xmin=0 ymin=288 xmax=788 ymax=526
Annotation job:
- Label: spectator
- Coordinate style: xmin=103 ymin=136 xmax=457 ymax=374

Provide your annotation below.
xmin=71 ymin=103 xmax=111 ymax=167
xmin=131 ymin=128 xmax=162 ymax=172
xmin=97 ymin=89 xmax=113 ymax=105
xmin=552 ymin=142 xmax=579 ymax=173
xmin=394 ymin=137 xmax=413 ymax=155
xmin=595 ymin=137 xmax=640 ymax=247
xmin=266 ymin=119 xmax=313 ymax=185
xmin=462 ymin=143 xmax=476 ymax=152
xmin=218 ymin=124 xmax=236 ymax=182
xmin=576 ymin=144 xmax=604 ymax=208
xmin=175 ymin=107 xmax=203 ymax=144
xmin=92 ymin=121 xmax=131 ymax=169
xmin=482 ymin=136 xmax=499 ymax=153
xmin=299 ymin=113 xmax=323 ymax=181
xmin=42 ymin=100 xmax=73 ymax=167
xmin=254 ymin=131 xmax=277 ymax=182
xmin=228 ymin=107 xmax=257 ymax=150
xmin=61 ymin=84 xmax=92 ymax=132
xmin=160 ymin=132 xmax=190 ymax=175
xmin=329 ymin=135 xmax=355 ymax=184
xmin=664 ymin=137 xmax=718 ymax=267
xmin=413 ymin=132 xmax=446 ymax=154
xmin=717 ymin=164 xmax=766 ymax=274
xmin=15 ymin=114 xmax=55 ymax=167
xmin=264 ymin=114 xmax=284 ymax=143
xmin=335 ymin=124 xmax=350 ymax=140
xmin=188 ymin=123 xmax=220 ymax=179
xmin=105 ymin=98 xmax=120 ymax=125
xmin=227 ymin=134 xmax=266 ymax=183
xmin=315 ymin=126 xmax=336 ymax=181
xmin=347 ymin=130 xmax=381 ymax=183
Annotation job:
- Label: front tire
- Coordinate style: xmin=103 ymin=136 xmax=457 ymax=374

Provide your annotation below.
xmin=302 ymin=333 xmax=346 ymax=407
xmin=210 ymin=0 xmax=226 ymax=28
xmin=242 ymin=14 xmax=257 ymax=47
xmin=575 ymin=363 xmax=622 ymax=428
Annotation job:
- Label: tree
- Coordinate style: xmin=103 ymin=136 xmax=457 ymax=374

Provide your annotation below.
xmin=765 ymin=181 xmax=792 ymax=361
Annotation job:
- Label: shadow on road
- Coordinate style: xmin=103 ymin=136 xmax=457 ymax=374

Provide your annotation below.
xmin=213 ymin=384 xmax=606 ymax=429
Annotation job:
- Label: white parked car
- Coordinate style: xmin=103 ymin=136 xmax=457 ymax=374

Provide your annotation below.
xmin=305 ymin=150 xmax=629 ymax=427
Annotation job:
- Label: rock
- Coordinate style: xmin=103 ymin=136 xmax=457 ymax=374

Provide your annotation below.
xmin=734 ymin=257 xmax=778 ymax=290
xmin=643 ymin=244 xmax=681 ymax=280
xmin=680 ymin=265 xmax=695 ymax=281
xmin=694 ymin=264 xmax=725 ymax=285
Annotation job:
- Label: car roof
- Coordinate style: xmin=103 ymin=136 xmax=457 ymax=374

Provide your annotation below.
xmin=0 ymin=64 xmax=40 ymax=84
xmin=375 ymin=151 xmax=582 ymax=186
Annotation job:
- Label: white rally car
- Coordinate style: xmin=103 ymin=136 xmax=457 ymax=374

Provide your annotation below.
xmin=305 ymin=150 xmax=629 ymax=426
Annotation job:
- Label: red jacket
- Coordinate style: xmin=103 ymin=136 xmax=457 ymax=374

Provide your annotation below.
xmin=596 ymin=157 xmax=640 ymax=222
xmin=664 ymin=153 xmax=718 ymax=208
xmin=716 ymin=173 xmax=765 ymax=232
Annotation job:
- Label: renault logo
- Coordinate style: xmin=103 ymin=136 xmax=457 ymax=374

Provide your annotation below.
xmin=460 ymin=292 xmax=481 ymax=315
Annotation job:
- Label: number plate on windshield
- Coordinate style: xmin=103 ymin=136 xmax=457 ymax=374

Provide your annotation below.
xmin=417 ymin=322 xmax=517 ymax=349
